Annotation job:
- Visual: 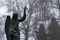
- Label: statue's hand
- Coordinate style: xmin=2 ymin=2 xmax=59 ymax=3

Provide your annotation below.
xmin=24 ymin=6 xmax=27 ymax=10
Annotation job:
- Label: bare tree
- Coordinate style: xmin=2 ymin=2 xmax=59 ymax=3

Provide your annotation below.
xmin=48 ymin=17 xmax=60 ymax=40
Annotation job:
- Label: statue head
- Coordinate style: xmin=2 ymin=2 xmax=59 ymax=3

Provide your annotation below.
xmin=12 ymin=13 xmax=18 ymax=20
xmin=6 ymin=16 xmax=10 ymax=21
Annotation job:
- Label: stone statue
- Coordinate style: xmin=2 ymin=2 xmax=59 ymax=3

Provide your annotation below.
xmin=5 ymin=7 xmax=27 ymax=40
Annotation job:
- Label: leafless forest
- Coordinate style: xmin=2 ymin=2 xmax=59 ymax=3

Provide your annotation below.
xmin=0 ymin=0 xmax=60 ymax=40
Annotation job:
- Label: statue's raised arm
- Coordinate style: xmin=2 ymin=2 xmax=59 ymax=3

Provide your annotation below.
xmin=18 ymin=7 xmax=27 ymax=22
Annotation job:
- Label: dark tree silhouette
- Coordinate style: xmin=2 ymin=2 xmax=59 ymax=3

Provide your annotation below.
xmin=36 ymin=24 xmax=46 ymax=40
xmin=5 ymin=16 xmax=11 ymax=40
xmin=48 ymin=17 xmax=60 ymax=40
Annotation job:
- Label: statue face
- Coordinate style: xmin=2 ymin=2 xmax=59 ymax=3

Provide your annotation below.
xmin=12 ymin=13 xmax=18 ymax=20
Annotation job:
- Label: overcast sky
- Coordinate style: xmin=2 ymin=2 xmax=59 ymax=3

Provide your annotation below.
xmin=0 ymin=6 xmax=7 ymax=16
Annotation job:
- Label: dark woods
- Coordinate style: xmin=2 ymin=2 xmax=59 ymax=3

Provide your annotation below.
xmin=36 ymin=24 xmax=46 ymax=40
xmin=36 ymin=17 xmax=60 ymax=40
xmin=5 ymin=7 xmax=27 ymax=40
xmin=48 ymin=17 xmax=60 ymax=40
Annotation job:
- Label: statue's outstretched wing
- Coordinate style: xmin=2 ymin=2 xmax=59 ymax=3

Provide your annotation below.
xmin=5 ymin=16 xmax=11 ymax=40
